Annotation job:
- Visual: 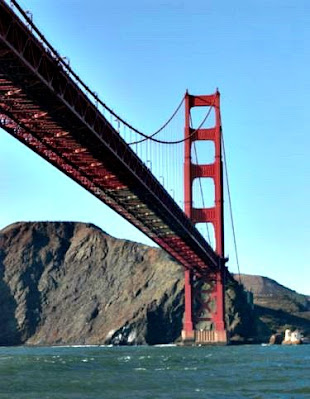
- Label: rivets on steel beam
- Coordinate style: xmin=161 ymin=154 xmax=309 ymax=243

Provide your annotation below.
xmin=6 ymin=89 xmax=21 ymax=96
xmin=55 ymin=131 xmax=69 ymax=137
xmin=33 ymin=111 xmax=47 ymax=119
xmin=90 ymin=162 xmax=102 ymax=167
xmin=74 ymin=148 xmax=87 ymax=153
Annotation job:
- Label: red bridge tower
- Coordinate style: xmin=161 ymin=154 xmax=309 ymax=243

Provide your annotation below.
xmin=182 ymin=90 xmax=227 ymax=344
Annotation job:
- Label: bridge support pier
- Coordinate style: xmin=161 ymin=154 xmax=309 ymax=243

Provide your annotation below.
xmin=182 ymin=90 xmax=228 ymax=345
xmin=182 ymin=268 xmax=227 ymax=345
xmin=193 ymin=266 xmax=228 ymax=345
xmin=181 ymin=269 xmax=195 ymax=343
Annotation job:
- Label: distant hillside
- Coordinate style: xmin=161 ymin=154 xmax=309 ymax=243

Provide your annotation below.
xmin=236 ymin=274 xmax=310 ymax=340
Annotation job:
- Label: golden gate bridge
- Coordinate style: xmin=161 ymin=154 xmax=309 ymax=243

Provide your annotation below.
xmin=0 ymin=0 xmax=241 ymax=344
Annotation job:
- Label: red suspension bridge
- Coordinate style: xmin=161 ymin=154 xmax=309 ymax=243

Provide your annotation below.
xmin=0 ymin=0 xmax=241 ymax=344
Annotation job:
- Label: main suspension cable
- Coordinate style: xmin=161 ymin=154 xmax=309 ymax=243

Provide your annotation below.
xmin=126 ymin=96 xmax=185 ymax=145
xmin=129 ymin=98 xmax=215 ymax=145
xmin=8 ymin=0 xmax=185 ymax=144
xmin=9 ymin=1 xmax=216 ymax=148
xmin=222 ymin=133 xmax=242 ymax=284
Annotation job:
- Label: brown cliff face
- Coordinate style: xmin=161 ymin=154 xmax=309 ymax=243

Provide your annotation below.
xmin=0 ymin=222 xmax=255 ymax=345
xmin=0 ymin=222 xmax=186 ymax=345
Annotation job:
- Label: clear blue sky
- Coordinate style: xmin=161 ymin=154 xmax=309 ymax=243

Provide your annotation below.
xmin=1 ymin=0 xmax=309 ymax=295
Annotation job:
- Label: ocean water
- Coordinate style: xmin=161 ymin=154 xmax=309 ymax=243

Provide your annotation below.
xmin=0 ymin=345 xmax=309 ymax=399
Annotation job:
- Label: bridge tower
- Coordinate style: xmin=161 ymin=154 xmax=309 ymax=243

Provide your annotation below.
xmin=182 ymin=90 xmax=227 ymax=344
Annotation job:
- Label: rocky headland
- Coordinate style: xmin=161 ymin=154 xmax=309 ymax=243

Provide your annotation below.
xmin=236 ymin=274 xmax=310 ymax=343
xmin=0 ymin=222 xmax=308 ymax=345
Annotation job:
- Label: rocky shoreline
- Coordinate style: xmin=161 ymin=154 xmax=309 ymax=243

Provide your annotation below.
xmin=0 ymin=222 xmax=309 ymax=346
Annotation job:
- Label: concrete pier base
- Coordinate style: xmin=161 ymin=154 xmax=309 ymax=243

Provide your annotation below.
xmin=195 ymin=329 xmax=228 ymax=345
xmin=181 ymin=329 xmax=228 ymax=345
xmin=181 ymin=329 xmax=195 ymax=345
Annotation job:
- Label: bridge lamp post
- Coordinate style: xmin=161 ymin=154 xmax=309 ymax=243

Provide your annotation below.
xmin=146 ymin=160 xmax=152 ymax=171
xmin=159 ymin=175 xmax=165 ymax=187
xmin=114 ymin=118 xmax=120 ymax=134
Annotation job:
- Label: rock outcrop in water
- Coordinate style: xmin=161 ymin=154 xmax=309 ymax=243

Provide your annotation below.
xmin=237 ymin=274 xmax=310 ymax=341
xmin=0 ymin=222 xmax=272 ymax=345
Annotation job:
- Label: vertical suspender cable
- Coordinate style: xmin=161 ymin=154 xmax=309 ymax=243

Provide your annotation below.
xmin=222 ymin=134 xmax=242 ymax=284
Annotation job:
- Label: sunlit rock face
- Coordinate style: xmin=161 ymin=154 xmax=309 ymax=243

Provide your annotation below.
xmin=0 ymin=222 xmax=184 ymax=345
xmin=0 ymin=221 xmax=259 ymax=346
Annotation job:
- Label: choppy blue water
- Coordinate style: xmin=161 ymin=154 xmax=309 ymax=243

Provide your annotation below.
xmin=0 ymin=344 xmax=309 ymax=398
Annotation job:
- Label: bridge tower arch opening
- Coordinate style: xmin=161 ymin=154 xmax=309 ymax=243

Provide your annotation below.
xmin=182 ymin=90 xmax=228 ymax=344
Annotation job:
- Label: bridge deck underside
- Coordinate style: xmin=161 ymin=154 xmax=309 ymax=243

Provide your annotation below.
xmin=0 ymin=1 xmax=219 ymax=277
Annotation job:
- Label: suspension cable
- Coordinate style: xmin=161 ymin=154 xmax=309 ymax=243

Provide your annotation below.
xmin=8 ymin=1 xmax=216 ymax=148
xmin=126 ymin=96 xmax=185 ymax=145
xmin=129 ymin=98 xmax=215 ymax=145
xmin=8 ymin=0 xmax=185 ymax=144
xmin=9 ymin=1 xmax=240 ymax=277
xmin=222 ymin=133 xmax=242 ymax=284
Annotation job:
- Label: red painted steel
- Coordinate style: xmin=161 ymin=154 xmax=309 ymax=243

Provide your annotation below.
xmin=181 ymin=92 xmax=195 ymax=341
xmin=182 ymin=91 xmax=227 ymax=343
xmin=0 ymin=1 xmax=222 ymax=282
